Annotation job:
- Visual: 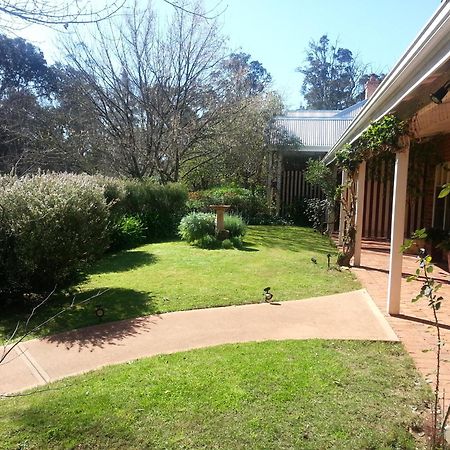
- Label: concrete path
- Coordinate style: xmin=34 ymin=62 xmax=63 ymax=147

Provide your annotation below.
xmin=0 ymin=289 xmax=397 ymax=395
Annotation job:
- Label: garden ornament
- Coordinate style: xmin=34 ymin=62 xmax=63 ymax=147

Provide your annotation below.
xmin=263 ymin=287 xmax=273 ymax=303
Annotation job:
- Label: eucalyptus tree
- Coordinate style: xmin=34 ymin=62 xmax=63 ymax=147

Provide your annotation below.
xmin=297 ymin=34 xmax=372 ymax=110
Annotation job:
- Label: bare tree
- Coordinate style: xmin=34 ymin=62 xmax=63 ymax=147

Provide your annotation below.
xmin=0 ymin=0 xmax=125 ymax=31
xmin=62 ymin=2 xmax=235 ymax=182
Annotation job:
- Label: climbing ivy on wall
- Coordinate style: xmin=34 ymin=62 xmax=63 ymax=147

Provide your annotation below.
xmin=335 ymin=114 xmax=407 ymax=266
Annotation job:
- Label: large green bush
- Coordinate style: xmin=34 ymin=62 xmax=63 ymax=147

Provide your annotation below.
xmin=223 ymin=214 xmax=246 ymax=238
xmin=178 ymin=212 xmax=216 ymax=243
xmin=0 ymin=174 xmax=110 ymax=295
xmin=110 ymin=215 xmax=146 ymax=251
xmin=111 ymin=180 xmax=188 ymax=241
xmin=0 ymin=174 xmax=188 ymax=300
xmin=178 ymin=211 xmax=246 ymax=249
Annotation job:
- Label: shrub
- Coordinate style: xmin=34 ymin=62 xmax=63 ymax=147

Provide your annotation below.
xmin=221 ymin=239 xmax=233 ymax=249
xmin=0 ymin=173 xmax=110 ymax=296
xmin=230 ymin=236 xmax=243 ymax=249
xmin=116 ymin=180 xmax=188 ymax=241
xmin=178 ymin=212 xmax=215 ymax=243
xmin=178 ymin=212 xmax=246 ymax=249
xmin=110 ymin=215 xmax=146 ymax=251
xmin=304 ymin=198 xmax=330 ymax=231
xmin=197 ymin=235 xmax=222 ymax=249
xmin=223 ymin=214 xmax=246 ymax=238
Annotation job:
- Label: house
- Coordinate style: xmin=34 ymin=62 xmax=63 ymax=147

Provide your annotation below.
xmin=272 ymin=79 xmax=377 ymax=216
xmin=322 ymin=0 xmax=450 ymax=315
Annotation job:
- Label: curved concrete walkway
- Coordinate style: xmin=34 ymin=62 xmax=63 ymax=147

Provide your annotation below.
xmin=0 ymin=289 xmax=397 ymax=395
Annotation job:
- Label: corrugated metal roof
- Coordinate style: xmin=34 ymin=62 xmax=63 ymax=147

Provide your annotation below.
xmin=277 ymin=117 xmax=353 ymax=148
xmin=276 ymin=100 xmax=366 ymax=151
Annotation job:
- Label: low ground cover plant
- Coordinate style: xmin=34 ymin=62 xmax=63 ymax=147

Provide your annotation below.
xmin=178 ymin=211 xmax=246 ymax=249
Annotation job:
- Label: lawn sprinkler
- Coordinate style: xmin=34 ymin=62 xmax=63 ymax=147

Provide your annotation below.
xmin=310 ymin=257 xmax=317 ymax=264
xmin=327 ymin=253 xmax=331 ymax=269
xmin=263 ymin=287 xmax=273 ymax=303
xmin=95 ymin=305 xmax=105 ymax=320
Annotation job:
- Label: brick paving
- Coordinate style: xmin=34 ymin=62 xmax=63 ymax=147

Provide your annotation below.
xmin=353 ymin=239 xmax=450 ymax=402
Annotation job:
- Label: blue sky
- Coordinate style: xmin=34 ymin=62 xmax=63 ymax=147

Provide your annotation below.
xmin=207 ymin=0 xmax=440 ymax=108
xmin=13 ymin=0 xmax=440 ymax=109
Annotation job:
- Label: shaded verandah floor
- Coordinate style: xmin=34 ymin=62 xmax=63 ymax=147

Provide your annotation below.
xmin=353 ymin=238 xmax=450 ymax=403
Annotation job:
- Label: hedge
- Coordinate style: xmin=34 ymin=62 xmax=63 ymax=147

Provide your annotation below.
xmin=0 ymin=174 xmax=188 ymax=298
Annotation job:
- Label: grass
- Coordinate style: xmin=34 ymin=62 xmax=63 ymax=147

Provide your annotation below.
xmin=0 ymin=340 xmax=430 ymax=449
xmin=0 ymin=226 xmax=359 ymax=340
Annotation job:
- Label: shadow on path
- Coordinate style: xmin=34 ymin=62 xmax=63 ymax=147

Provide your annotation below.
xmin=391 ymin=313 xmax=450 ymax=330
xmin=42 ymin=288 xmax=159 ymax=349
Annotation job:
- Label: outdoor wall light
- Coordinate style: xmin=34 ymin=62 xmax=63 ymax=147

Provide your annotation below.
xmin=95 ymin=305 xmax=105 ymax=318
xmin=430 ymin=81 xmax=450 ymax=104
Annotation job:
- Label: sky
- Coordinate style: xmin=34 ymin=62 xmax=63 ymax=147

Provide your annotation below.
xmin=10 ymin=0 xmax=441 ymax=109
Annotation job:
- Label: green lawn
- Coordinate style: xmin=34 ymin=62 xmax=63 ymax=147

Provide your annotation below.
xmin=0 ymin=340 xmax=430 ymax=449
xmin=0 ymin=226 xmax=359 ymax=340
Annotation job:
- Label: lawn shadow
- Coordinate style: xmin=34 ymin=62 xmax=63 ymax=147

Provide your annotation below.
xmin=88 ymin=251 xmax=158 ymax=275
xmin=238 ymin=241 xmax=259 ymax=252
xmin=43 ymin=288 xmax=159 ymax=349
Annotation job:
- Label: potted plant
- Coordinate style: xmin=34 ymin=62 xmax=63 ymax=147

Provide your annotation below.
xmin=438 ymin=236 xmax=450 ymax=271
xmin=404 ymin=230 xmax=426 ymax=255
xmin=426 ymin=227 xmax=448 ymax=262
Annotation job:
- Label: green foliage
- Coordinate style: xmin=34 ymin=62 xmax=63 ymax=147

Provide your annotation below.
xmin=221 ymin=239 xmax=233 ymax=249
xmin=223 ymin=214 xmax=246 ymax=238
xmin=178 ymin=211 xmax=246 ymax=249
xmin=439 ymin=183 xmax=450 ymax=199
xmin=110 ymin=215 xmax=146 ymax=251
xmin=117 ymin=180 xmax=188 ymax=241
xmin=336 ymin=143 xmax=364 ymax=174
xmin=0 ymin=173 xmax=110 ymax=295
xmin=178 ymin=212 xmax=215 ymax=243
xmin=187 ymin=186 xmax=269 ymax=224
xmin=337 ymin=115 xmax=406 ymax=175
xmin=0 ymin=174 xmax=189 ymax=300
xmin=305 ymin=159 xmax=336 ymax=200
xmin=304 ymin=198 xmax=330 ymax=231
xmin=197 ymin=234 xmax=222 ymax=249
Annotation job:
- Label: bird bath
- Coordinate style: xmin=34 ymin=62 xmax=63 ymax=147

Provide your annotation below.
xmin=209 ymin=204 xmax=231 ymax=240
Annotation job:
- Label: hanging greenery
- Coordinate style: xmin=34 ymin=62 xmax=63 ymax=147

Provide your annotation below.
xmin=335 ymin=114 xmax=407 ymax=266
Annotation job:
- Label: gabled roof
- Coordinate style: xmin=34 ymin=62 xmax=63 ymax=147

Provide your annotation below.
xmin=275 ymin=101 xmax=366 ymax=152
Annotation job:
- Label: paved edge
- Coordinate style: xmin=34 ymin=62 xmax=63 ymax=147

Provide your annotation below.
xmin=2 ymin=289 xmax=400 ymax=395
xmin=360 ymin=289 xmax=399 ymax=341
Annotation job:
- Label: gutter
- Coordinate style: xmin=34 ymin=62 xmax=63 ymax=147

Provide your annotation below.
xmin=322 ymin=0 xmax=450 ymax=165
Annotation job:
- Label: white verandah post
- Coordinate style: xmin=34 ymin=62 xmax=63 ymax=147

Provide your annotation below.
xmin=354 ymin=161 xmax=366 ymax=267
xmin=387 ymin=138 xmax=410 ymax=315
xmin=338 ymin=170 xmax=348 ymax=246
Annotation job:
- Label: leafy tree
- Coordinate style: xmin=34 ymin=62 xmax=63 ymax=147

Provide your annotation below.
xmin=0 ymin=34 xmax=59 ymax=173
xmin=297 ymin=34 xmax=370 ymax=110
xmin=218 ymin=52 xmax=272 ymax=98
xmin=0 ymin=34 xmax=54 ymax=96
